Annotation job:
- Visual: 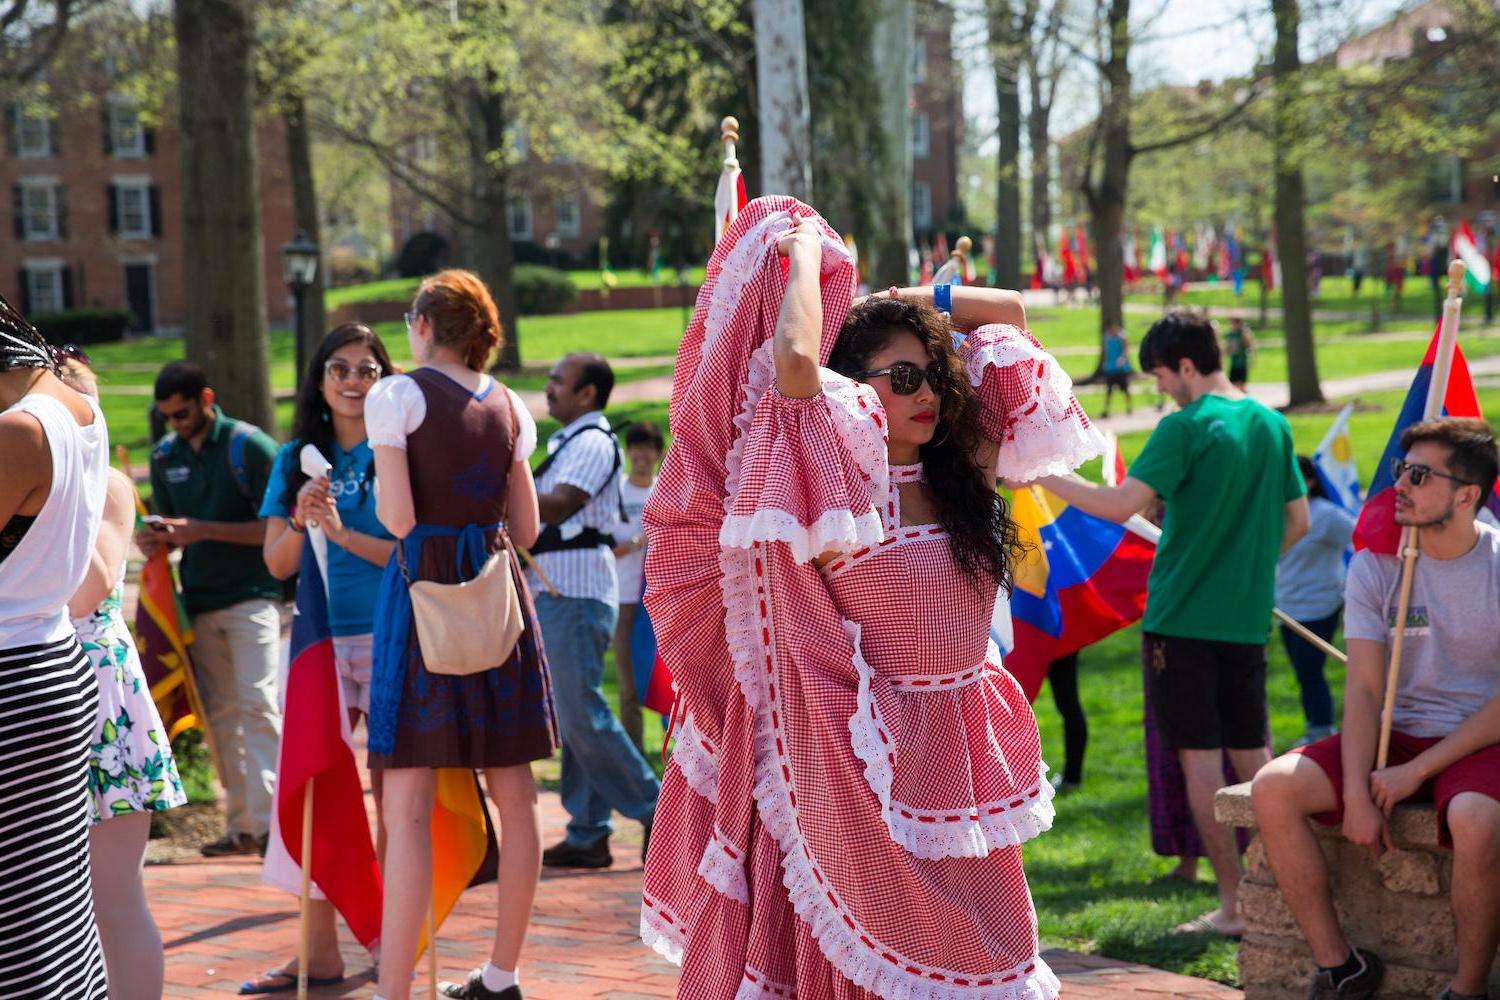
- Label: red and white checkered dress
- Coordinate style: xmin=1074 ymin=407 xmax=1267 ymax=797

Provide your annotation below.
xmin=642 ymin=197 xmax=1103 ymax=1000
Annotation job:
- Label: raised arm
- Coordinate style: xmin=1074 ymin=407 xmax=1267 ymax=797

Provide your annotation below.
xmin=1035 ymin=473 xmax=1159 ymax=525
xmin=867 ymin=285 xmax=1027 ymax=333
xmin=772 ymin=216 xmax=826 ymax=399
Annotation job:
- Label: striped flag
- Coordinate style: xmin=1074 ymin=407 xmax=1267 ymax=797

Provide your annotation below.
xmin=714 ymin=150 xmax=747 ymax=245
xmin=1004 ymin=486 xmax=1156 ymax=701
xmin=133 ymin=499 xmax=199 ymax=740
xmin=1451 ymin=221 xmax=1493 ymax=294
xmin=1312 ymin=403 xmax=1361 ymax=514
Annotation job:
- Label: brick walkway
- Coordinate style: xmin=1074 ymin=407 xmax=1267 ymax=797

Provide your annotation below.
xmin=148 ymin=788 xmax=1241 ymax=999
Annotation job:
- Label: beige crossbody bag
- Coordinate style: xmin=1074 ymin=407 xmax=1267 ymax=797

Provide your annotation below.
xmin=397 ymin=387 xmax=525 ymax=676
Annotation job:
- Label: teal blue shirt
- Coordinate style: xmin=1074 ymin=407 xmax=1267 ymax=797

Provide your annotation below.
xmin=260 ymin=439 xmax=391 ymax=636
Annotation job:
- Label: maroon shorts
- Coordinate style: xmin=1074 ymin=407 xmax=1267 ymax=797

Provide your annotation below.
xmin=1289 ymin=730 xmax=1500 ymax=847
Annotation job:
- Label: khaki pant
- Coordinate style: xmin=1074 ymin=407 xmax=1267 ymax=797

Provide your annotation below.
xmin=191 ymin=598 xmax=283 ymax=837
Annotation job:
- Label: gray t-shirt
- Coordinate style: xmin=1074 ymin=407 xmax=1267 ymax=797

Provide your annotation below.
xmin=1343 ymin=522 xmax=1500 ymax=737
xmin=1276 ymin=497 xmax=1356 ymax=620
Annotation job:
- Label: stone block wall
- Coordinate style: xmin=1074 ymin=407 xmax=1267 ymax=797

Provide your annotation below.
xmin=1215 ymin=781 xmax=1500 ymax=1000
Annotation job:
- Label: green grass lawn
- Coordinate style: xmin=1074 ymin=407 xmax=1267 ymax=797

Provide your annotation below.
xmin=1126 ymin=273 xmax=1494 ymax=322
xmin=324 ymin=268 xmax=708 ymax=311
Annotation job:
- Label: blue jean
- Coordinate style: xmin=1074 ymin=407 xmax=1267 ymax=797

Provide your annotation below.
xmin=533 ymin=593 xmax=661 ymax=845
xmin=1278 ymin=607 xmax=1341 ymax=731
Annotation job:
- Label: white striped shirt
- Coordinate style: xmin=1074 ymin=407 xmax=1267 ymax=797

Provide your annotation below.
xmin=527 ymin=410 xmax=621 ymax=605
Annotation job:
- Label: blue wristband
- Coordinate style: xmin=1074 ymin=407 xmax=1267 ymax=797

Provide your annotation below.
xmin=934 ymin=283 xmax=953 ymax=315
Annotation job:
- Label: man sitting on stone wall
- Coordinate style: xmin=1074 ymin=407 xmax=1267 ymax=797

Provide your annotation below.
xmin=1251 ymin=417 xmax=1500 ymax=1000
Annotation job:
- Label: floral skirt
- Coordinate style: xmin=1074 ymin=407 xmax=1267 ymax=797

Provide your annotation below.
xmin=78 ymin=608 xmax=187 ymax=823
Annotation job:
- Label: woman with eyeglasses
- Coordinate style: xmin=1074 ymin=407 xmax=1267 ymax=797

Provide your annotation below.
xmin=242 ymin=323 xmax=397 ymax=995
xmin=0 ymin=295 xmax=110 ymax=997
xmin=639 ymin=200 xmax=1101 ymax=998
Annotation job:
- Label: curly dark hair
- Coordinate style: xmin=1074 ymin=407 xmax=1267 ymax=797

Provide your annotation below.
xmin=829 ymin=297 xmax=1023 ymax=593
xmin=280 ymin=323 xmax=395 ymax=512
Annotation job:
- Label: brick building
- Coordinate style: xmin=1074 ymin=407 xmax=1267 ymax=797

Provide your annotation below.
xmin=911 ymin=7 xmax=962 ymax=240
xmin=2 ymin=90 xmax=297 ymax=333
xmin=389 ymin=20 xmax=963 ymax=266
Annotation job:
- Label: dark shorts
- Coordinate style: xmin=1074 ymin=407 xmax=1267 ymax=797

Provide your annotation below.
xmin=1289 ymin=731 xmax=1500 ymax=848
xmin=1144 ymin=633 xmax=1267 ymax=750
xmin=1229 ymin=361 xmax=1249 ymax=384
xmin=1103 ymin=371 xmax=1130 ymax=390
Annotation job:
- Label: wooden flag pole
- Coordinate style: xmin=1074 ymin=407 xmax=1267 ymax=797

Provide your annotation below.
xmin=297 ymin=780 xmax=315 ymax=1000
xmin=428 ymin=896 xmax=439 ymax=1000
xmin=1376 ymin=258 xmax=1467 ymax=768
xmin=721 ymin=115 xmax=740 ymax=171
xmin=1271 ymin=608 xmax=1347 ymax=665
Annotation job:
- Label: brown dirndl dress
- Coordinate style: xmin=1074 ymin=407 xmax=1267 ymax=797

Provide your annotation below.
xmin=368 ymin=368 xmax=558 ymax=769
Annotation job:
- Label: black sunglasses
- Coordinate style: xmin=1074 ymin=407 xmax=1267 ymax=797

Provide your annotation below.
xmin=1391 ymin=459 xmax=1473 ymax=488
xmin=850 ymin=360 xmax=946 ymax=395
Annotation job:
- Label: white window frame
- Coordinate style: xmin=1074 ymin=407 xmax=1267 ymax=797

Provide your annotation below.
xmin=506 ymin=123 xmax=528 ymax=161
xmin=413 ymin=134 xmax=438 ymax=167
xmin=15 ymin=109 xmax=50 ymax=158
xmin=913 ymin=112 xmax=930 ymax=159
xmin=555 ymin=193 xmax=581 ymax=239
xmin=108 ymin=96 xmax=145 ymax=158
xmin=912 ymin=181 xmax=932 ymax=230
xmin=19 ymin=177 xmax=59 ymax=240
xmin=508 ymin=194 xmax=533 ymax=240
xmin=912 ymin=37 xmax=928 ymax=85
xmin=114 ymin=175 xmax=152 ymax=239
xmin=24 ymin=259 xmax=65 ymax=315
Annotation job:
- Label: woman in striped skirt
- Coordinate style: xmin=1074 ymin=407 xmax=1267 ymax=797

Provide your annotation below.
xmin=0 ymin=295 xmax=111 ymax=999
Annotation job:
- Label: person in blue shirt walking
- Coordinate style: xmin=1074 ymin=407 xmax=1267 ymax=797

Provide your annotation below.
xmin=1274 ymin=455 xmax=1356 ymax=747
xmin=242 ymin=324 xmax=396 ymax=995
xmin=1100 ymin=321 xmax=1133 ymax=417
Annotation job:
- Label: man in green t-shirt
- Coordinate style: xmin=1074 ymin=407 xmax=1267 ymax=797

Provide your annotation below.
xmin=138 ymin=361 xmax=282 ymax=858
xmin=1038 ymin=309 xmax=1309 ymax=937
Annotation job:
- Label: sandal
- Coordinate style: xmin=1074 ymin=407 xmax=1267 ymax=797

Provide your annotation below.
xmin=1172 ymin=913 xmax=1243 ymax=939
xmin=238 ymin=969 xmax=346 ymax=995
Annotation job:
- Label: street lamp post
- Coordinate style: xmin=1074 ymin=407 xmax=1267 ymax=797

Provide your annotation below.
xmin=281 ymin=230 xmax=321 ymax=389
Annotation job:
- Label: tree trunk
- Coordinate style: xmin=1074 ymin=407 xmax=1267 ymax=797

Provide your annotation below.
xmin=466 ymin=80 xmax=521 ymax=371
xmin=1085 ymin=0 xmax=1132 ymax=350
xmin=1027 ymin=91 xmax=1051 ymax=276
xmin=754 ymin=0 xmax=813 ymax=200
xmin=1271 ymin=0 xmax=1322 ymax=405
xmin=866 ymin=0 xmax=912 ymax=287
xmin=990 ymin=2 xmax=1023 ymax=290
xmin=174 ymin=0 xmax=273 ymax=431
xmin=284 ymin=92 xmax=327 ymax=380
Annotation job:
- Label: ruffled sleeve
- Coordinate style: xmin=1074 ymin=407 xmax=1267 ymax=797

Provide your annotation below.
xmin=364 ymin=374 xmax=425 ymax=449
xmin=504 ymin=387 xmax=537 ymax=460
xmin=719 ymin=347 xmax=889 ymax=564
xmin=958 ymin=323 xmax=1105 ymax=481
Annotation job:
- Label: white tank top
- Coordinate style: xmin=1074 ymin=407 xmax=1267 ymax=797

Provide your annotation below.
xmin=0 ymin=391 xmax=109 ymax=647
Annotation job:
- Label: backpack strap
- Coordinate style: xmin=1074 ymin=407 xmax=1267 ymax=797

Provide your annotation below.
xmin=225 ymin=421 xmax=262 ymax=501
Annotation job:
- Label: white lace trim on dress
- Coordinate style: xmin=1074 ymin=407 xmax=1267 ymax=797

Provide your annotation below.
xmin=963 ymin=325 xmax=1106 ymax=482
xmin=697 ymin=825 xmax=750 ymax=906
xmin=640 ymin=892 xmax=688 ymax=966
xmin=671 ymin=710 xmax=720 ymax=804
xmin=843 ymin=620 xmax=1056 ymax=860
xmin=736 ymin=966 xmax=797 ymax=1000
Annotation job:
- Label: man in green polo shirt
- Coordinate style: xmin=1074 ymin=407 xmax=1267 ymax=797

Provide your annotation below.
xmin=1037 ymin=309 xmax=1309 ymax=939
xmin=139 ymin=361 xmax=282 ymax=857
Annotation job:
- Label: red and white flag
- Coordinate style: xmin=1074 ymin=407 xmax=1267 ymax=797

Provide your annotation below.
xmin=714 ymin=150 xmax=747 ymax=246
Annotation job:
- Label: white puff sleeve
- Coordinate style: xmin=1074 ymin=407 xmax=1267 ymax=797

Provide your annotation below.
xmin=364 ymin=374 xmax=427 ymax=449
xmin=505 ymin=387 xmax=538 ymax=460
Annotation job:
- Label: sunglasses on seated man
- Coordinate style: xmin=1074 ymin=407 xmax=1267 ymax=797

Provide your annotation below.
xmin=850 ymin=360 xmax=946 ymax=396
xmin=1391 ymin=458 xmax=1475 ymax=488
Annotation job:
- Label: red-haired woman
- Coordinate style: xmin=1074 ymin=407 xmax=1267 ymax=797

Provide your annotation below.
xmin=365 ymin=271 xmax=557 ymax=1000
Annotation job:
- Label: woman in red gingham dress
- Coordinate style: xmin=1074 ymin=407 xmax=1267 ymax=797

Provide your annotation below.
xmin=641 ymin=197 xmax=1103 ymax=999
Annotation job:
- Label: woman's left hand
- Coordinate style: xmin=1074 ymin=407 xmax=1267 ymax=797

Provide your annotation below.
xmin=316 ymin=492 xmax=345 ymax=543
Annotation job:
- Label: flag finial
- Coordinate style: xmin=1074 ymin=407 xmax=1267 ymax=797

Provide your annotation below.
xmin=1447 ymin=258 xmax=1467 ymax=298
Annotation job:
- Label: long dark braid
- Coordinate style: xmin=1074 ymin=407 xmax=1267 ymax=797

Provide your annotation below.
xmin=829 ymin=297 xmax=1023 ymax=594
xmin=0 ymin=294 xmax=57 ymax=374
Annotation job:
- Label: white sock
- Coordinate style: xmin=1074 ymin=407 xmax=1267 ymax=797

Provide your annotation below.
xmin=480 ymin=962 xmax=518 ymax=991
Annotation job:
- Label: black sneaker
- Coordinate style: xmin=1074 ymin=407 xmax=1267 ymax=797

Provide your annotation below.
xmin=438 ymin=970 xmax=520 ymax=1000
xmin=1438 ymin=991 xmax=1491 ymax=1000
xmin=541 ymin=837 xmax=612 ymax=869
xmin=1308 ymin=948 xmax=1384 ymax=1000
xmin=201 ymin=832 xmax=262 ymax=857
